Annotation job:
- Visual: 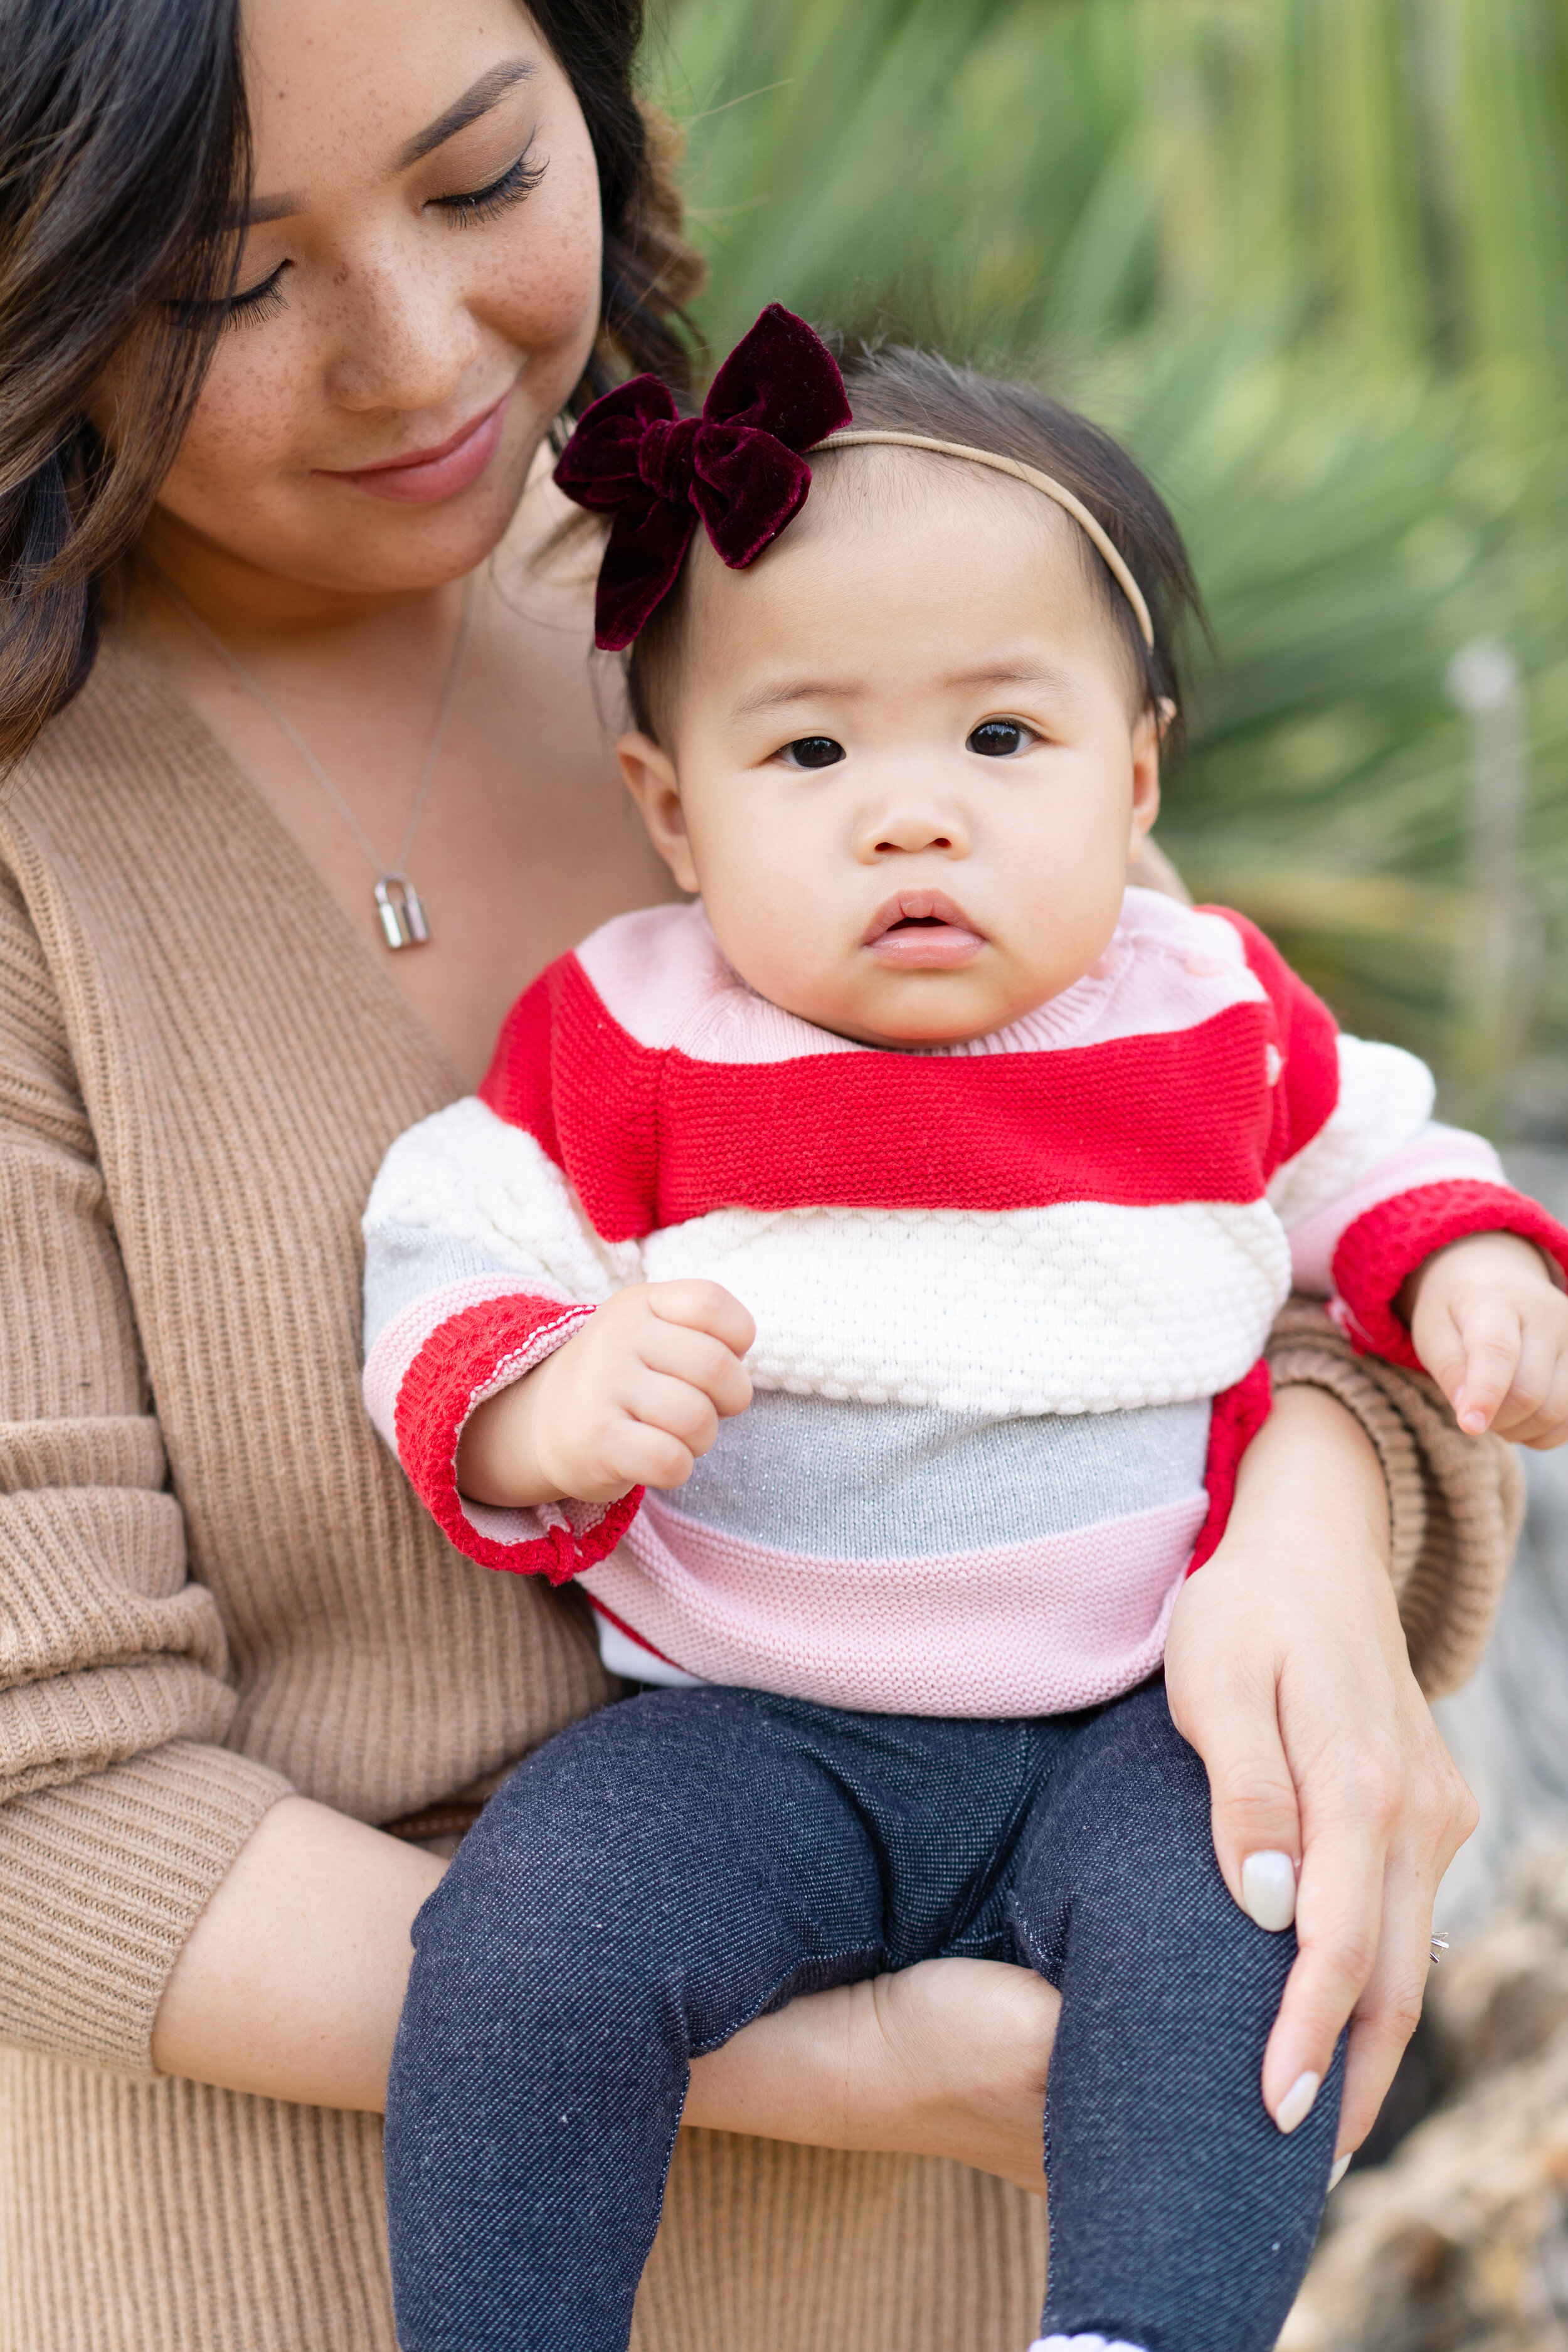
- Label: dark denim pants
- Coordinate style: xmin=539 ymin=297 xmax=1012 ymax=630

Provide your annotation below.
xmin=385 ymin=1678 xmax=1340 ymax=2352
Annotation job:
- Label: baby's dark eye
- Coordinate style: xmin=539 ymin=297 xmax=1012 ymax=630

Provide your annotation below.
xmin=967 ymin=719 xmax=1035 ymax=758
xmin=780 ymin=736 xmax=845 ymax=770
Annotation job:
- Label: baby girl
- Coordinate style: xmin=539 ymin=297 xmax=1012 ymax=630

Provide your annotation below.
xmin=364 ymin=307 xmax=1568 ymax=2352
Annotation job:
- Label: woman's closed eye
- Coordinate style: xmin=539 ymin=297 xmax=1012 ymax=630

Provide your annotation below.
xmin=179 ymin=143 xmax=549 ymax=333
xmin=776 ymin=736 xmax=846 ymax=770
xmin=171 ymin=262 xmax=290 ymax=333
xmin=432 ymin=144 xmax=547 ymax=228
xmin=966 ymin=718 xmax=1039 ymax=758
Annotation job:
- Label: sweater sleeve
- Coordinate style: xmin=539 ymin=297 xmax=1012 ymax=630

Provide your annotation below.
xmin=0 ymin=867 xmax=290 ymax=2074
xmin=362 ymin=1091 xmax=645 ymax=1582
xmin=1265 ymin=1035 xmax=1568 ymax=1365
xmin=1211 ymin=905 xmax=1568 ymax=1364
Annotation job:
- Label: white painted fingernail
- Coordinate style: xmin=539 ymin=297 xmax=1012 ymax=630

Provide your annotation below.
xmin=1241 ymin=1849 xmax=1298 ymax=1932
xmin=1328 ymin=2151 xmax=1352 ymax=2190
xmin=1275 ymin=2070 xmax=1321 ymax=2134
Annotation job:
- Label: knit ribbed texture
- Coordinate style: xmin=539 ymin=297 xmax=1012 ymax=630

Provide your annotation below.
xmin=0 ymin=639 xmax=1515 ymax=2346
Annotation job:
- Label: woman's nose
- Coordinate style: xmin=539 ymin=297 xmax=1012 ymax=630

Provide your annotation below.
xmin=323 ymin=240 xmax=483 ymax=416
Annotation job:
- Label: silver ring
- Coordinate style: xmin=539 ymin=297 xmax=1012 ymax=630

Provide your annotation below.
xmin=1429 ymin=1931 xmax=1449 ymax=1965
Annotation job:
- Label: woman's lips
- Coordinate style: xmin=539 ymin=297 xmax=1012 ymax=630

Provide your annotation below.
xmin=862 ymin=889 xmax=987 ymax=970
xmin=322 ymin=394 xmax=510 ymax=504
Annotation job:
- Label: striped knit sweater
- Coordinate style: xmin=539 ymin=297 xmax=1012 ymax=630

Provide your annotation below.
xmin=364 ymin=887 xmax=1565 ymax=1716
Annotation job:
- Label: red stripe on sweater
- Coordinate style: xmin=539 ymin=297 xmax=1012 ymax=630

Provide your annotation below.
xmin=1201 ymin=909 xmax=1341 ymax=1178
xmin=1332 ymin=1180 xmax=1568 ymax=1367
xmin=480 ymin=951 xmax=1282 ymax=1242
xmin=1187 ymin=1359 xmax=1273 ymax=1573
xmin=585 ymin=1594 xmax=686 ymax=1673
xmin=393 ymin=1290 xmax=643 ymax=1582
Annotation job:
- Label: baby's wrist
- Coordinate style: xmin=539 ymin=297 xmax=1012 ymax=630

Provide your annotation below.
xmin=1397 ymin=1227 xmax=1554 ymax=1322
xmin=455 ymin=1361 xmax=566 ymax=1510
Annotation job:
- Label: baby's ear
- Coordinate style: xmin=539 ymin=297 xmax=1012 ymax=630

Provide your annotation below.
xmin=1128 ymin=702 xmax=1163 ymax=847
xmin=617 ymin=732 xmax=699 ymax=893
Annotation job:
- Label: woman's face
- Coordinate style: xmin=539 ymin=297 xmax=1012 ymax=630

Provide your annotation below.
xmin=130 ymin=0 xmax=603 ymax=595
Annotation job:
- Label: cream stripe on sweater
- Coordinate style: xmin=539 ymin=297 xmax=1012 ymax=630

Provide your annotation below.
xmin=0 ymin=635 xmax=1517 ymax=2350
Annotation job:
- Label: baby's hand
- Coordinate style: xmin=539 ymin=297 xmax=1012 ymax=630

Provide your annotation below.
xmin=1406 ymin=1231 xmax=1568 ymax=1447
xmin=457 ymin=1281 xmax=756 ymax=1507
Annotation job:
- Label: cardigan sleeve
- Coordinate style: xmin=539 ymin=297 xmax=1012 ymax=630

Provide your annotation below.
xmin=1265 ymin=1296 xmax=1525 ymax=1697
xmin=0 ymin=866 xmax=290 ymax=2074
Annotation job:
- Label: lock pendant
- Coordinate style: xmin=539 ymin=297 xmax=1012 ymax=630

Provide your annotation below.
xmin=374 ymin=874 xmax=430 ymax=950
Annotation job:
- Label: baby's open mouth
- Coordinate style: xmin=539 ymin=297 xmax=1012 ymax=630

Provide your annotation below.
xmin=862 ymin=891 xmax=987 ymax=970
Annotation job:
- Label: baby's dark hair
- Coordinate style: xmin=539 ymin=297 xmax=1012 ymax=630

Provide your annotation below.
xmin=625 ymin=342 xmax=1206 ymax=755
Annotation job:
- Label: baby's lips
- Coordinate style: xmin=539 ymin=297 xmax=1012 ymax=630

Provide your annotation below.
xmin=861 ymin=887 xmax=985 ymax=947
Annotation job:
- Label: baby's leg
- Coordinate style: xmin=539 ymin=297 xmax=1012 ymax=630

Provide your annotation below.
xmin=385 ymin=1688 xmax=909 ymax=2352
xmin=1012 ymin=1679 xmax=1340 ymax=2352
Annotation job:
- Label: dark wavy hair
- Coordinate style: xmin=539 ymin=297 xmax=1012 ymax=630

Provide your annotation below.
xmin=0 ymin=0 xmax=703 ymax=763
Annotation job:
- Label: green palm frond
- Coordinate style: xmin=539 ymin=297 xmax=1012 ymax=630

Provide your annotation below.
xmin=645 ymin=0 xmax=1568 ymax=1128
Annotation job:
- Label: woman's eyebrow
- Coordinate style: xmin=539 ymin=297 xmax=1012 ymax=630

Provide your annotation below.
xmin=233 ymin=64 xmax=536 ymax=226
xmin=395 ymin=60 xmax=536 ymax=171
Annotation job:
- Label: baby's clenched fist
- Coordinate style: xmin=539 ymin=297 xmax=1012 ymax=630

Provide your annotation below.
xmin=456 ymin=1280 xmax=756 ymax=1508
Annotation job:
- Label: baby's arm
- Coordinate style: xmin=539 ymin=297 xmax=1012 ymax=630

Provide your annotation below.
xmin=1404 ymin=1232 xmax=1568 ymax=1446
xmin=458 ymin=1280 xmax=756 ymax=1505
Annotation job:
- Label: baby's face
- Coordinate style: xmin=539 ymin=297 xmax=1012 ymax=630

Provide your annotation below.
xmin=618 ymin=457 xmax=1162 ymax=1049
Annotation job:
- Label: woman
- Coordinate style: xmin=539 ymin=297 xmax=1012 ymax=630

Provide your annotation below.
xmin=0 ymin=0 xmax=1508 ymax=2344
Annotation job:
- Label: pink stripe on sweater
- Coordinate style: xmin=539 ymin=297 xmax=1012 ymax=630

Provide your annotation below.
xmin=362 ymin=1274 xmax=576 ymax=1451
xmin=574 ymin=893 xmax=1264 ymax=1065
xmin=580 ymin=1489 xmax=1209 ymax=1717
xmin=1289 ymin=1127 xmax=1502 ymax=1293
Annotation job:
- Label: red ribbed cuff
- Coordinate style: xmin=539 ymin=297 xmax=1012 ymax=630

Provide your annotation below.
xmin=393 ymin=1293 xmax=643 ymax=1583
xmin=1332 ymin=1180 xmax=1568 ymax=1368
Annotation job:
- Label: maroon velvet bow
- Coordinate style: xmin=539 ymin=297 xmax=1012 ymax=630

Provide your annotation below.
xmin=554 ymin=304 xmax=854 ymax=651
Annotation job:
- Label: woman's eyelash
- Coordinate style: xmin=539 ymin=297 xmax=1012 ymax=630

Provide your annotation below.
xmin=434 ymin=147 xmax=547 ymax=228
xmin=169 ymin=262 xmax=289 ymax=333
xmin=221 ymin=264 xmax=289 ymax=330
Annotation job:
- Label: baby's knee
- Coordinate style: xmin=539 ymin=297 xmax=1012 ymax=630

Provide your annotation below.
xmin=1014 ymin=1691 xmax=1292 ymax=1986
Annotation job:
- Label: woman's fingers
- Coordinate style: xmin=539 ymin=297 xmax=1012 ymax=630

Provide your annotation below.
xmin=1337 ymin=1730 xmax=1475 ymax=2152
xmin=1259 ymin=1792 xmax=1389 ymax=2127
xmin=683 ymin=1956 xmax=1059 ymax=2199
xmin=1333 ymin=1858 xmax=1439 ymax=2156
xmin=1165 ymin=1601 xmax=1302 ymax=1920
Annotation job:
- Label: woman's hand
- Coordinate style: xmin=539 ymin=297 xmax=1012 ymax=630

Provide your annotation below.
xmin=686 ymin=1955 xmax=1057 ymax=2197
xmin=1164 ymin=1382 xmax=1477 ymax=2163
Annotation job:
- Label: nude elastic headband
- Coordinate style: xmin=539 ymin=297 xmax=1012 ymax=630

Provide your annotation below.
xmin=553 ymin=304 xmax=1160 ymax=655
xmin=811 ymin=428 xmax=1157 ymax=652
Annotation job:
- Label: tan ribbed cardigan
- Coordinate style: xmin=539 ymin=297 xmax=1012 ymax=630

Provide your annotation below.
xmin=0 ymin=637 xmax=1521 ymax=2351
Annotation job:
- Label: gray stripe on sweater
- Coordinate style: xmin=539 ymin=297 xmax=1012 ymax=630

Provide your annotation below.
xmin=673 ymin=1390 xmax=1212 ymax=1557
xmin=362 ymin=1224 xmax=534 ymax=1353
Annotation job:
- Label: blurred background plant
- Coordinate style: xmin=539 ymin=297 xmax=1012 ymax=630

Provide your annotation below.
xmin=642 ymin=0 xmax=1568 ymax=1137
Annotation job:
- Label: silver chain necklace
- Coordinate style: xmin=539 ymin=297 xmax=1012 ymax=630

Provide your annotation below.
xmin=147 ymin=561 xmax=475 ymax=949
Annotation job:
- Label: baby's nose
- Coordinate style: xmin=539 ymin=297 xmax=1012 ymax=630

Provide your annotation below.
xmin=874 ymin=821 xmax=956 ymax=852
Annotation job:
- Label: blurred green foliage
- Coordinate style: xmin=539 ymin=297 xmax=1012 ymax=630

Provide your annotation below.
xmin=642 ymin=0 xmax=1568 ymax=1127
